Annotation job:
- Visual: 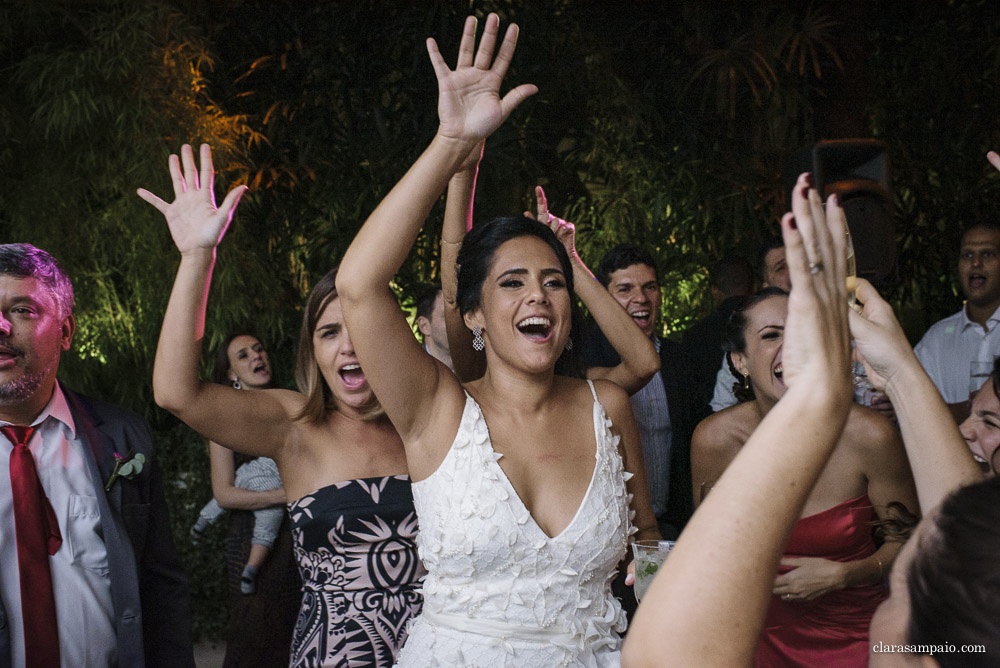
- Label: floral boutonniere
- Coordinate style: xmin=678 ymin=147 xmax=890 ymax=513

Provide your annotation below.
xmin=105 ymin=450 xmax=146 ymax=492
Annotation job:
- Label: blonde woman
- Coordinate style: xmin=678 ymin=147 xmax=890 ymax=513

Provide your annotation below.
xmin=141 ymin=154 xmax=424 ymax=666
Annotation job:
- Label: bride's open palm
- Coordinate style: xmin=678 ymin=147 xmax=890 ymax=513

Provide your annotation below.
xmin=427 ymin=14 xmax=537 ymax=143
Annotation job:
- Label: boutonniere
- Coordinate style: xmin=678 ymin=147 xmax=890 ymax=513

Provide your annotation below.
xmin=105 ymin=450 xmax=146 ymax=492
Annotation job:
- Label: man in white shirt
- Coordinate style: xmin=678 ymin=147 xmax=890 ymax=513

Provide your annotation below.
xmin=0 ymin=243 xmax=193 ymax=668
xmin=915 ymin=222 xmax=1000 ymax=421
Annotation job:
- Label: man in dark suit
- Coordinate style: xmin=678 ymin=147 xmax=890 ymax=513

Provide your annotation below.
xmin=582 ymin=244 xmax=705 ymax=540
xmin=0 ymin=243 xmax=193 ymax=667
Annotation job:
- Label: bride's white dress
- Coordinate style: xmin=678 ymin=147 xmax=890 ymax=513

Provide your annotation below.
xmin=396 ymin=380 xmax=635 ymax=667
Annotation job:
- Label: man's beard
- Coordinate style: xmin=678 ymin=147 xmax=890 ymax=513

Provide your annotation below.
xmin=0 ymin=345 xmax=55 ymax=405
xmin=0 ymin=368 xmax=47 ymax=404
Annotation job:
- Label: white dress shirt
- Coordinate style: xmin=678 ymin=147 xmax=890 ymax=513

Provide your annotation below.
xmin=914 ymin=304 xmax=1000 ymax=403
xmin=0 ymin=384 xmax=117 ymax=667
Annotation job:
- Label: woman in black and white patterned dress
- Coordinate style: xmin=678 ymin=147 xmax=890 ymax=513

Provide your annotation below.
xmin=143 ymin=146 xmax=424 ymax=666
xmin=288 ymin=474 xmax=422 ymax=666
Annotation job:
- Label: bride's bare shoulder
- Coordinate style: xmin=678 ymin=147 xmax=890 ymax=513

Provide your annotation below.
xmin=578 ymin=377 xmax=630 ymax=417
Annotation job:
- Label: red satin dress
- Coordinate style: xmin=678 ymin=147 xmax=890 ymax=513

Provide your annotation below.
xmin=754 ymin=494 xmax=886 ymax=668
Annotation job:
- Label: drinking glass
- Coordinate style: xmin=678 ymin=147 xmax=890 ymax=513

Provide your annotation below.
xmin=632 ymin=540 xmax=675 ymax=602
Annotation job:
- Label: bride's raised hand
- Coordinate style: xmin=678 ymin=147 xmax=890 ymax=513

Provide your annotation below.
xmin=137 ymin=143 xmax=247 ymax=256
xmin=427 ymin=13 xmax=537 ymax=144
xmin=778 ymin=173 xmax=851 ymax=398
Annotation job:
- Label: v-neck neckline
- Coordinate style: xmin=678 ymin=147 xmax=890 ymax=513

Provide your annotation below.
xmin=471 ymin=394 xmax=601 ymax=542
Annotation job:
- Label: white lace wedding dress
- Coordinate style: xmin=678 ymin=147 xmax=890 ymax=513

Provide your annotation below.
xmin=395 ymin=380 xmax=635 ymax=667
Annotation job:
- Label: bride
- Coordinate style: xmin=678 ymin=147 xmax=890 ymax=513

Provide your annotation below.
xmin=336 ymin=13 xmax=658 ymax=666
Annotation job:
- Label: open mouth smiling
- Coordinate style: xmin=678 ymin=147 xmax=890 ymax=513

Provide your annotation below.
xmin=971 ymin=452 xmax=992 ymax=474
xmin=630 ymin=310 xmax=650 ymax=323
xmin=516 ymin=316 xmax=553 ymax=341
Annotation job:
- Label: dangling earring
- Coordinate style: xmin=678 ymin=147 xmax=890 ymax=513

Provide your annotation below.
xmin=565 ymin=336 xmax=573 ymax=351
xmin=472 ymin=326 xmax=485 ymax=352
xmin=231 ymin=378 xmax=242 ymax=390
xmin=741 ymin=373 xmax=750 ymax=391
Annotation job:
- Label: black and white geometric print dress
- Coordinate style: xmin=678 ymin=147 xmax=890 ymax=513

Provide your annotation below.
xmin=287 ymin=475 xmax=425 ymax=667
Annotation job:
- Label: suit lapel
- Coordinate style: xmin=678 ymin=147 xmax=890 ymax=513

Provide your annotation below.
xmin=94 ymin=422 xmax=124 ymax=512
xmin=70 ymin=390 xmax=124 ymax=511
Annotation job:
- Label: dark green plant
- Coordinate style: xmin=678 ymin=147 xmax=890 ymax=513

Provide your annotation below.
xmin=867 ymin=0 xmax=1000 ymax=340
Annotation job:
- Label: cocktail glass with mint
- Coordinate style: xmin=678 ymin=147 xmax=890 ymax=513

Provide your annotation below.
xmin=632 ymin=540 xmax=675 ymax=602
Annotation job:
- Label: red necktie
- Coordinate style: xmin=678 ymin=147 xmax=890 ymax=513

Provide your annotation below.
xmin=3 ymin=425 xmax=62 ymax=668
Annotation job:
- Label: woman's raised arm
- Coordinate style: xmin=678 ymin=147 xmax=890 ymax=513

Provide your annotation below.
xmin=848 ymin=279 xmax=983 ymax=513
xmin=140 ymin=144 xmax=293 ymax=457
xmin=844 ymin=149 xmax=996 ymax=514
xmin=336 ymin=15 xmax=535 ymax=472
xmin=527 ymin=187 xmax=659 ymax=395
xmin=441 ymin=141 xmax=486 ymax=383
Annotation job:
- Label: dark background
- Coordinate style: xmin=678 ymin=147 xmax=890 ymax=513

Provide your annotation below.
xmin=2 ymin=0 xmax=998 ymax=640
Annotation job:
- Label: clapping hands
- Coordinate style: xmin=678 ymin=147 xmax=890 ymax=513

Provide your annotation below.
xmin=776 ymin=173 xmax=851 ymax=399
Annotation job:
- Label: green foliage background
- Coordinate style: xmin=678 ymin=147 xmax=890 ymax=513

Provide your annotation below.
xmin=2 ymin=0 xmax=998 ymax=641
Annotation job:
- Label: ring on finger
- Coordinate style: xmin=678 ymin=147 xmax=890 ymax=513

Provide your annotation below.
xmin=782 ymin=594 xmax=792 ymax=601
xmin=808 ymin=260 xmax=824 ymax=274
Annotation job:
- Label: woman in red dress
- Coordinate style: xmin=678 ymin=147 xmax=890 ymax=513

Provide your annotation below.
xmin=690 ymin=288 xmax=918 ymax=667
